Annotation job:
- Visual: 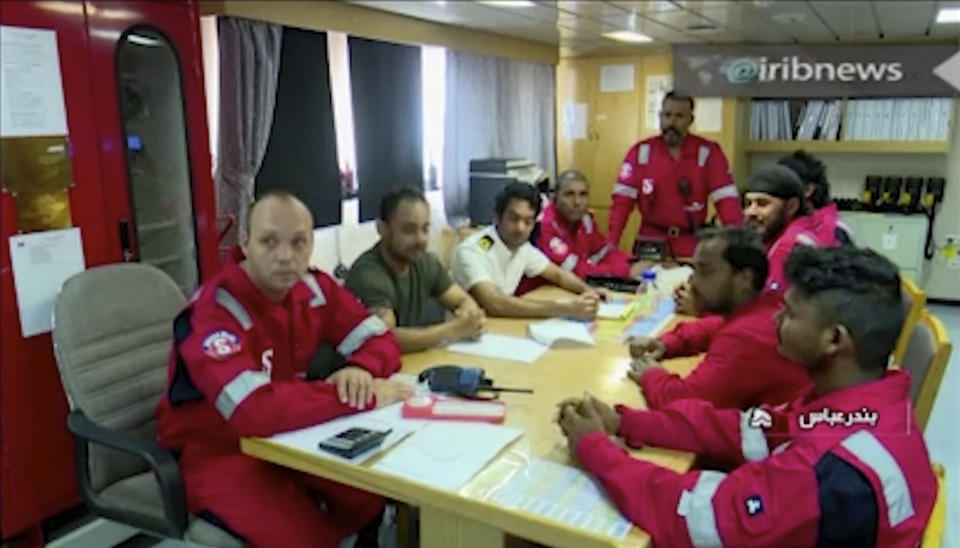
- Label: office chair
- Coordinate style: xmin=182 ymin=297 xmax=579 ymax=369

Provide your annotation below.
xmin=902 ymin=308 xmax=952 ymax=432
xmin=51 ymin=263 xmax=243 ymax=546
xmin=892 ymin=275 xmax=926 ymax=368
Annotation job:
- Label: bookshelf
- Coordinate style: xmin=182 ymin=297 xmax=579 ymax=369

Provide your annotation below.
xmin=743 ymin=140 xmax=951 ymax=154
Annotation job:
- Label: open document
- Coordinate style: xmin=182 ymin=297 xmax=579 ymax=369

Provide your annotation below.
xmin=373 ymin=422 xmax=523 ymax=490
xmin=491 ymin=459 xmax=632 ymax=540
xmin=447 ymin=333 xmax=548 ymax=363
xmin=268 ymin=403 xmax=418 ymax=463
xmin=528 ymin=319 xmax=595 ymax=347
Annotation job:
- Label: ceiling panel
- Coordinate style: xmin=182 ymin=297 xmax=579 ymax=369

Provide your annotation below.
xmin=608 ymin=1 xmax=682 ymax=14
xmin=808 ymin=1 xmax=879 ymax=41
xmin=872 ymin=1 xmax=937 ymax=37
xmin=350 ymin=0 xmax=960 ymax=57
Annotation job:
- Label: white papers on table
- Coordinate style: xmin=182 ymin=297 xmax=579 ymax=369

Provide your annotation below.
xmin=528 ymin=319 xmax=595 ymax=347
xmin=9 ymin=228 xmax=85 ymax=337
xmin=447 ymin=333 xmax=548 ymax=363
xmin=491 ymin=459 xmax=632 ymax=540
xmin=373 ymin=422 xmax=523 ymax=491
xmin=268 ymin=403 xmax=421 ymax=463
xmin=596 ymin=301 xmax=634 ymax=320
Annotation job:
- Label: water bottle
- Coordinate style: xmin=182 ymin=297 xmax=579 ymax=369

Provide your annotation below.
xmin=641 ymin=268 xmax=659 ymax=310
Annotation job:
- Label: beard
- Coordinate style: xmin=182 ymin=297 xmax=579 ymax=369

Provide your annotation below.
xmin=662 ymin=127 xmax=683 ymax=146
xmin=763 ymin=210 xmax=789 ymax=244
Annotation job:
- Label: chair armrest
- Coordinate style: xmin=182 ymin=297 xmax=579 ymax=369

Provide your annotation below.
xmin=67 ymin=409 xmax=187 ymax=538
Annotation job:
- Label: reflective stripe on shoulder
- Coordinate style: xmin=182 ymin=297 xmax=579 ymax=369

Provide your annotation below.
xmin=698 ymin=145 xmax=711 ymax=167
xmin=613 ymin=183 xmax=639 ymax=199
xmin=740 ymin=408 xmax=771 ymax=462
xmin=840 ymin=429 xmax=915 ymax=527
xmin=588 ymin=243 xmax=613 ymax=265
xmin=677 ymin=470 xmax=726 ymax=548
xmin=337 ymin=315 xmax=388 ymax=357
xmin=638 ymin=143 xmax=651 ymax=165
xmin=300 ymin=273 xmax=327 ymax=307
xmin=561 ymin=254 xmax=579 ymax=271
xmin=215 ymin=369 xmax=271 ymax=420
xmin=708 ymin=184 xmax=739 ymax=203
xmin=582 ymin=214 xmax=594 ymax=234
xmin=795 ymin=233 xmax=818 ymax=247
xmin=214 ymin=288 xmax=253 ymax=331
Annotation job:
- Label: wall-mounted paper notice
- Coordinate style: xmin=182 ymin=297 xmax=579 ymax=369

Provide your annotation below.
xmin=600 ymin=64 xmax=635 ymax=93
xmin=562 ymin=101 xmax=588 ymax=140
xmin=694 ymin=97 xmax=723 ymax=133
xmin=0 ymin=25 xmax=68 ymax=137
xmin=9 ymin=228 xmax=85 ymax=337
xmin=644 ymin=74 xmax=673 ymax=130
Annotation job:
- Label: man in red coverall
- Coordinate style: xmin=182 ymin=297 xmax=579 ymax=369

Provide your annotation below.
xmin=778 ymin=149 xmax=853 ymax=246
xmin=608 ymin=91 xmax=743 ymax=261
xmin=558 ymin=245 xmax=936 ymax=548
xmin=627 ymin=227 xmax=809 ymax=410
xmin=157 ymin=191 xmax=413 ymax=548
xmin=535 ymin=170 xmax=637 ymax=278
xmin=674 ymin=164 xmax=832 ymax=314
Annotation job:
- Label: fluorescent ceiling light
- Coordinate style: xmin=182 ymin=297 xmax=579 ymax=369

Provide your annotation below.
xmin=479 ymin=1 xmax=536 ymax=7
xmin=603 ymin=30 xmax=653 ymax=43
xmin=936 ymin=8 xmax=960 ymax=23
xmin=126 ymin=34 xmax=161 ymax=46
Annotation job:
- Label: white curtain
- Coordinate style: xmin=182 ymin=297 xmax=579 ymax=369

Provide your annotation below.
xmin=443 ymin=51 xmax=556 ymax=222
xmin=215 ymin=17 xmax=283 ymax=246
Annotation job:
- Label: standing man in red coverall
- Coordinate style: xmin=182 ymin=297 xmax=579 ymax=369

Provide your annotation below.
xmin=535 ymin=170 xmax=637 ymax=278
xmin=157 ymin=191 xmax=413 ymax=548
xmin=626 ymin=227 xmax=809 ymax=410
xmin=608 ymin=91 xmax=743 ymax=261
xmin=558 ymin=246 xmax=936 ymax=548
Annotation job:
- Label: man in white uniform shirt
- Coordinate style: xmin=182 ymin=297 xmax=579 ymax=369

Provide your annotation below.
xmin=453 ymin=182 xmax=600 ymax=319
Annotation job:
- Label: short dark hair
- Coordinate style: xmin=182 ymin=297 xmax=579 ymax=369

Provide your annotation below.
xmin=663 ymin=91 xmax=695 ymax=111
xmin=779 ymin=150 xmax=830 ymax=208
xmin=379 ymin=187 xmax=427 ymax=222
xmin=556 ymin=169 xmax=589 ymax=193
xmin=494 ymin=182 xmax=541 ymax=219
xmin=697 ymin=226 xmax=769 ymax=291
xmin=246 ymin=189 xmax=301 ymax=234
xmin=785 ymin=246 xmax=904 ymax=372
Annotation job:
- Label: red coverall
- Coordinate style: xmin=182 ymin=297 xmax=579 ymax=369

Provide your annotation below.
xmin=536 ymin=202 xmax=632 ymax=278
xmin=157 ymin=261 xmax=401 ymax=548
xmin=765 ymin=211 xmax=840 ymax=296
xmin=609 ymin=134 xmax=744 ymax=259
xmin=579 ymin=370 xmax=937 ymax=548
xmin=640 ymin=292 xmax=811 ymax=410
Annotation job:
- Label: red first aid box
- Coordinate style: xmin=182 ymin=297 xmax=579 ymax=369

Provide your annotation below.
xmin=401 ymin=395 xmax=507 ymax=424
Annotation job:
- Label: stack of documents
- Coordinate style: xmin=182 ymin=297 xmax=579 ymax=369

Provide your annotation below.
xmin=491 ymin=459 xmax=632 ymax=540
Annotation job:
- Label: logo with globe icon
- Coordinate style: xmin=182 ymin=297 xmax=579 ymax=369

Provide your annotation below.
xmin=725 ymin=57 xmax=761 ymax=84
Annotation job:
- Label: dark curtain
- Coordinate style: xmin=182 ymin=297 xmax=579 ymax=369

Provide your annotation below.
xmin=349 ymin=37 xmax=423 ymax=221
xmin=256 ymin=27 xmax=341 ymax=227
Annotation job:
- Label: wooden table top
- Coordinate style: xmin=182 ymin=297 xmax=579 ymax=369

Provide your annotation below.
xmin=242 ymin=287 xmax=699 ymax=548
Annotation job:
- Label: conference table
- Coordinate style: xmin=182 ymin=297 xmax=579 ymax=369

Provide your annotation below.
xmin=241 ymin=287 xmax=699 ymax=548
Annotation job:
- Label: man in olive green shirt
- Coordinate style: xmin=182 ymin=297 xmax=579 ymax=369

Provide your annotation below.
xmin=345 ymin=188 xmax=485 ymax=353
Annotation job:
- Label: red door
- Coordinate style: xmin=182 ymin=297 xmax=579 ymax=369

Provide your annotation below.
xmin=0 ymin=0 xmax=215 ymax=540
xmin=85 ymin=0 xmax=218 ymax=289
